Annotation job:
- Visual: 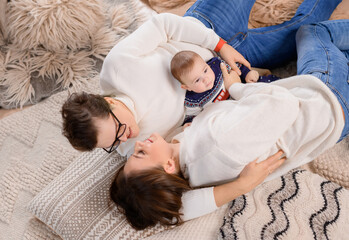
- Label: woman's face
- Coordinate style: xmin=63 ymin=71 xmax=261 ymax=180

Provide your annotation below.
xmin=95 ymin=98 xmax=139 ymax=149
xmin=124 ymin=133 xmax=173 ymax=175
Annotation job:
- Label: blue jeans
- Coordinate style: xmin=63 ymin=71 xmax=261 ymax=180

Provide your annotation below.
xmin=296 ymin=20 xmax=349 ymax=141
xmin=184 ymin=0 xmax=341 ymax=68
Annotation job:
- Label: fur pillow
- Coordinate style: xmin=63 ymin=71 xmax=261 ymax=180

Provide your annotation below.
xmin=0 ymin=0 xmax=6 ymax=46
xmin=7 ymin=0 xmax=106 ymax=51
xmin=0 ymin=0 xmax=152 ymax=108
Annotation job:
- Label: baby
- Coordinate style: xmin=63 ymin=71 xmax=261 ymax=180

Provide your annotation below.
xmin=170 ymin=50 xmax=279 ymax=124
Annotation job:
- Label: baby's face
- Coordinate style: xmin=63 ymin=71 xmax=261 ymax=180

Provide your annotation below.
xmin=181 ymin=56 xmax=215 ymax=93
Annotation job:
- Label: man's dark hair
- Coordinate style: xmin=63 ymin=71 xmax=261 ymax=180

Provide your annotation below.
xmin=61 ymin=92 xmax=110 ymax=151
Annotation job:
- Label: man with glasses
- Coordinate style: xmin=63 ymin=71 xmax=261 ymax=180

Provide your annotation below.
xmin=102 ymin=111 xmax=127 ymax=153
xmin=61 ymin=92 xmax=140 ymax=156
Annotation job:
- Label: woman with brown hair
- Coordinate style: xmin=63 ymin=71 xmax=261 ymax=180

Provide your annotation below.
xmin=112 ymin=150 xmax=285 ymax=230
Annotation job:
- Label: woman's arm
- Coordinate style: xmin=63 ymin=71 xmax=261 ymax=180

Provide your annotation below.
xmin=181 ymin=151 xmax=285 ymax=220
xmin=214 ymin=150 xmax=285 ymax=207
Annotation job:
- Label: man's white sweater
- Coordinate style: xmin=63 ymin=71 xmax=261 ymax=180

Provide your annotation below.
xmin=100 ymin=13 xmax=219 ymax=156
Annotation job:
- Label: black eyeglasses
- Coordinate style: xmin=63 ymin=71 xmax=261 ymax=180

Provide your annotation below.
xmin=103 ymin=111 xmax=126 ymax=153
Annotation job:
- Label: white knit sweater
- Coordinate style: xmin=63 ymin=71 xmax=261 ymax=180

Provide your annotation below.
xmin=175 ymin=75 xmax=344 ymax=220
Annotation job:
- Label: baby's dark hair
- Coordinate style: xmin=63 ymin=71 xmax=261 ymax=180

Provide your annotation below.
xmin=110 ymin=165 xmax=191 ymax=230
xmin=171 ymin=50 xmax=201 ymax=84
xmin=61 ymin=92 xmax=110 ymax=151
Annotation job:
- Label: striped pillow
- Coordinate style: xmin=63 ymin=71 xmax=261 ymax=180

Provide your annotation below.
xmin=27 ymin=149 xmax=166 ymax=240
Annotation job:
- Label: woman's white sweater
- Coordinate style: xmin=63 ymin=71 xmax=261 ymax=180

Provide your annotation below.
xmin=175 ymin=75 xmax=344 ymax=220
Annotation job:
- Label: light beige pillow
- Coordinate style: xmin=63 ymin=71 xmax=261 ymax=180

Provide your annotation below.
xmin=27 ymin=149 xmax=166 ymax=240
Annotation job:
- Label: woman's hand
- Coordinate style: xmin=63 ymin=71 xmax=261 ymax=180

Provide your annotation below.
xmin=219 ymin=43 xmax=251 ymax=75
xmin=220 ymin=62 xmax=241 ymax=90
xmin=237 ymin=150 xmax=286 ymax=193
xmin=214 ymin=150 xmax=285 ymax=207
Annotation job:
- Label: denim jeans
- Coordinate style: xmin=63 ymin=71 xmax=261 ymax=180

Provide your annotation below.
xmin=184 ymin=0 xmax=341 ymax=68
xmin=296 ymin=20 xmax=349 ymax=141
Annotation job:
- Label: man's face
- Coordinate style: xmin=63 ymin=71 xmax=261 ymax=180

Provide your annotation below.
xmin=95 ymin=99 xmax=139 ymax=149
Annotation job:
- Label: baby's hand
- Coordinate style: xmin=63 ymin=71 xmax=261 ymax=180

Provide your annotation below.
xmin=245 ymin=70 xmax=259 ymax=83
xmin=220 ymin=62 xmax=241 ymax=90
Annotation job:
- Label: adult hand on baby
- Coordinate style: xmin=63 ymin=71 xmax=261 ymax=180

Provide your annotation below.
xmin=219 ymin=44 xmax=251 ymax=75
xmin=245 ymin=69 xmax=259 ymax=83
xmin=238 ymin=150 xmax=286 ymax=193
xmin=221 ymin=62 xmax=241 ymax=90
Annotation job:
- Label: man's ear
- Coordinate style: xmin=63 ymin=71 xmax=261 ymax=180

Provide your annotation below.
xmin=164 ymin=159 xmax=176 ymax=174
xmin=104 ymin=97 xmax=118 ymax=107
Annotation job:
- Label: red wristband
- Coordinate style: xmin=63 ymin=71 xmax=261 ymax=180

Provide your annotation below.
xmin=214 ymin=38 xmax=226 ymax=52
